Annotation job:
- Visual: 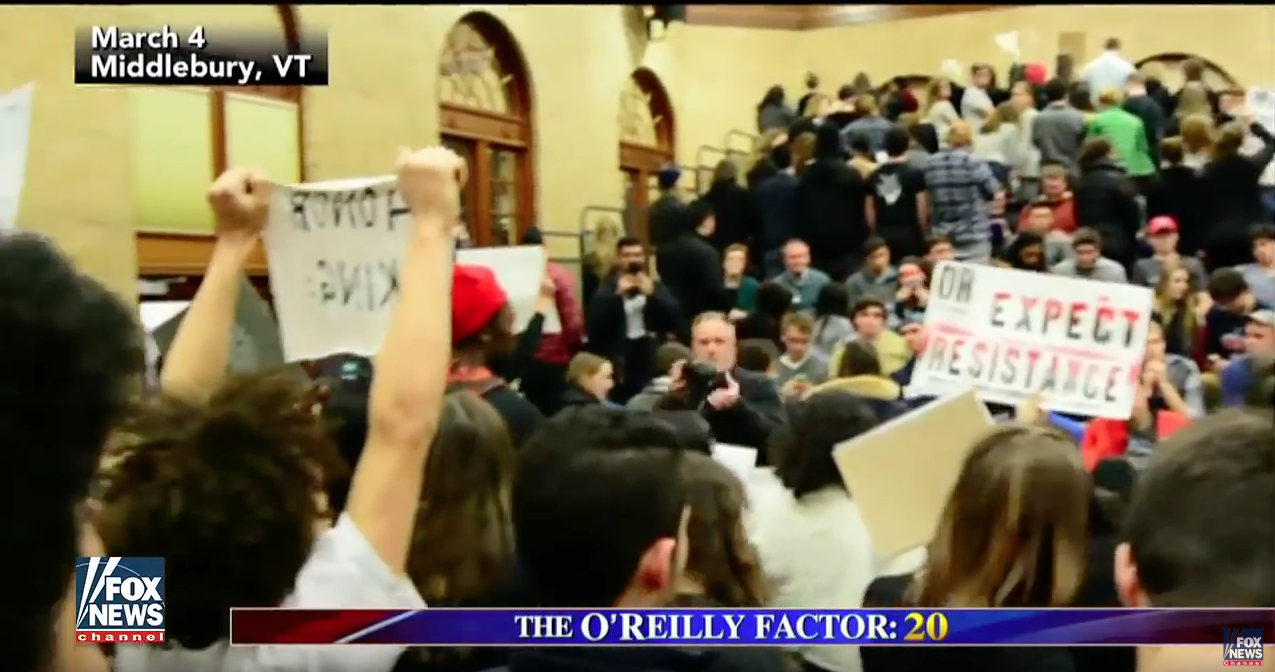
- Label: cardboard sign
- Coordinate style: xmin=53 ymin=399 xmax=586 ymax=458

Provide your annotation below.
xmin=0 ymin=83 xmax=35 ymax=231
xmin=458 ymin=245 xmax=560 ymax=334
xmin=907 ymin=261 xmax=1152 ymax=419
xmin=833 ymin=390 xmax=994 ymax=558
xmin=145 ymin=278 xmax=290 ymax=376
xmin=264 ymin=176 xmax=413 ymax=361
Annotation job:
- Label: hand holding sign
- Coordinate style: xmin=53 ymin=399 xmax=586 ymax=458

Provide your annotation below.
xmin=396 ymin=146 xmax=467 ymax=222
xmin=208 ymin=168 xmax=271 ymax=246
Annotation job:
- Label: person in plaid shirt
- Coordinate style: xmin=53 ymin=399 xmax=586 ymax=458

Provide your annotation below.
xmin=923 ymin=120 xmax=1003 ymax=263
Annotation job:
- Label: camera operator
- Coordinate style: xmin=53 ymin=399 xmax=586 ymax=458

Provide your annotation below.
xmin=585 ymin=236 xmax=682 ymax=404
xmin=657 ymin=312 xmax=784 ymax=457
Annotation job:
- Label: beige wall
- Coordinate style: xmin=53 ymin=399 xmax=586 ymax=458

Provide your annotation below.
xmin=2 ymin=5 xmax=1270 ymax=298
xmin=802 ymin=6 xmax=1275 ymax=90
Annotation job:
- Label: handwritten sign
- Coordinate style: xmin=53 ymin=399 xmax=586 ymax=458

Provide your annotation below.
xmin=906 ymin=261 xmax=1152 ymax=419
xmin=457 ymin=245 xmax=558 ymax=334
xmin=264 ymin=176 xmax=413 ymax=361
xmin=0 ymin=83 xmax=35 ymax=231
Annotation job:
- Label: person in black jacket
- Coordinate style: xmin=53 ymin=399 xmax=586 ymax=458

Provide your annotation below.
xmin=1146 ymin=138 xmax=1206 ymax=257
xmin=646 ymin=163 xmax=688 ymax=250
xmin=657 ymin=199 xmax=730 ymax=334
xmin=657 ymin=312 xmax=783 ymax=452
xmin=1073 ymin=136 xmax=1142 ymax=274
xmin=1199 ymin=111 xmax=1275 ymax=270
xmin=796 ymin=123 xmax=871 ymax=281
xmin=754 ymin=147 xmax=800 ymax=277
xmin=703 ymin=159 xmax=759 ymax=255
xmin=585 ymin=236 xmax=682 ymax=404
xmin=1122 ymin=73 xmax=1165 ymax=173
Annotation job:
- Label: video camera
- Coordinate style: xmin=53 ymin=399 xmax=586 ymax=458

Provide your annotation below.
xmin=682 ymin=361 xmax=726 ymax=407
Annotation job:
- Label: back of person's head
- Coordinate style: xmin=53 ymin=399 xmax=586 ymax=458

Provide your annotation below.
xmin=1078 ymin=136 xmax=1113 ymax=165
xmin=1159 ymin=136 xmax=1185 ymax=166
xmin=654 ymin=341 xmax=692 ymax=378
xmin=679 ymin=453 xmax=766 ymax=607
xmin=712 ymin=158 xmax=738 ymax=186
xmin=1176 ymin=87 xmax=1211 ymax=120
xmin=856 ymin=93 xmax=878 ymax=116
xmin=848 ymin=132 xmax=872 ymax=158
xmin=915 ymin=424 xmax=1089 ymax=607
xmin=908 ymin=122 xmax=939 ymax=153
xmin=408 ymin=392 xmax=514 ymax=610
xmin=1104 ymin=37 xmax=1121 ymax=51
xmin=836 ymin=83 xmax=856 ymax=102
xmin=1179 ymin=113 xmax=1216 ymax=153
xmin=759 ymin=84 xmax=784 ymax=109
xmin=813 ymin=122 xmax=845 ymax=160
xmin=768 ymin=144 xmax=793 ymax=171
xmin=813 ymin=283 xmax=850 ymax=319
xmin=1118 ymin=409 xmax=1273 ymax=607
xmin=945 ymin=120 xmax=974 ymax=149
xmin=514 ymin=407 xmax=688 ymax=607
xmin=737 ymin=338 xmax=779 ymax=375
xmin=1214 ymin=120 xmax=1248 ymax=158
xmin=453 ymin=264 xmax=515 ymax=361
xmin=791 ymin=132 xmax=817 ymax=174
xmin=771 ymin=391 xmax=879 ymax=498
xmin=1044 ymin=78 xmax=1068 ymax=103
xmin=837 ymin=340 xmax=882 ymax=377
xmin=96 ymin=372 xmax=345 ymax=649
xmin=755 ymin=281 xmax=794 ymax=319
xmin=984 ymin=101 xmax=1019 ymax=134
xmin=801 ymin=92 xmax=829 ymax=118
xmin=656 ymin=163 xmax=681 ymax=191
xmin=1207 ymin=267 xmax=1248 ymax=303
xmin=883 ymin=125 xmax=910 ymax=158
xmin=1096 ymin=88 xmax=1123 ymax=108
xmin=1181 ymin=58 xmax=1206 ymax=83
xmin=1 ymin=234 xmax=143 ymax=672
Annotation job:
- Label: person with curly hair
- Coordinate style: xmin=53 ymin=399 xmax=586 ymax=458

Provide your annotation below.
xmin=0 ymin=233 xmax=143 ymax=672
xmin=97 ymin=147 xmax=462 ymax=672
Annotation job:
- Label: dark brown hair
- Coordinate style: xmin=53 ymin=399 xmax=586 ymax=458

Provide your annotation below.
xmin=1160 ymin=136 xmax=1184 ymax=165
xmin=1079 ymin=136 xmax=1113 ymax=164
xmin=95 ymin=372 xmax=345 ymax=649
xmin=680 ymin=454 xmax=767 ymax=607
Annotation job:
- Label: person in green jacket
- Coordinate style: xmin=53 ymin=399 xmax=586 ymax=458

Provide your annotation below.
xmin=723 ymin=243 xmax=759 ymax=315
xmin=1087 ymin=88 xmax=1156 ymax=182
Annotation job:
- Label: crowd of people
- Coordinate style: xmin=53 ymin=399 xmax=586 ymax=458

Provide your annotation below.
xmin=8 ymin=42 xmax=1274 ymax=672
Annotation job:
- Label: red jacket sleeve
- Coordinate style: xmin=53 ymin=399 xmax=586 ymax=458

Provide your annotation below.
xmin=551 ymin=264 xmax=584 ymax=351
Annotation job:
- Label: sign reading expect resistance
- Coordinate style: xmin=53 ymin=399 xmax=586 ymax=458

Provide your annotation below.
xmin=905 ymin=261 xmax=1153 ymax=419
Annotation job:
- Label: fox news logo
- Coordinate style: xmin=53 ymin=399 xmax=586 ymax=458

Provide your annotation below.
xmin=75 ymin=556 xmax=165 ymax=643
xmin=1224 ymin=628 xmax=1264 ymax=666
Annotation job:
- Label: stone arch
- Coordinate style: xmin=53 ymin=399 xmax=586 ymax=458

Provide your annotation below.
xmin=619 ymin=67 xmax=677 ymax=246
xmin=1135 ymin=52 xmax=1240 ymax=90
xmin=438 ymin=11 xmax=537 ymax=246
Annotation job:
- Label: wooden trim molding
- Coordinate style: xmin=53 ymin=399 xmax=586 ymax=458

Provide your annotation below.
xmin=137 ymin=233 xmax=269 ymax=276
xmin=620 ymin=142 xmax=670 ymax=173
xmin=686 ymin=5 xmax=1022 ymax=30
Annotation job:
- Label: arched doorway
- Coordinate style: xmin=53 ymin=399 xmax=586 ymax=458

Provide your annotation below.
xmin=619 ymin=68 xmax=676 ymax=247
xmin=1135 ymin=53 xmax=1239 ymax=90
xmin=136 ymin=5 xmax=303 ymax=302
xmin=438 ymin=13 xmax=536 ymax=247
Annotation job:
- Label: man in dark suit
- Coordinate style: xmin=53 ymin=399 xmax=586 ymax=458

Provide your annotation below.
xmin=657 ymin=312 xmax=783 ymax=455
xmin=1123 ymin=72 xmax=1165 ymax=178
xmin=646 ymin=163 xmax=688 ymax=250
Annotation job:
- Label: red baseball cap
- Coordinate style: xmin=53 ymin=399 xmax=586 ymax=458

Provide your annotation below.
xmin=451 ymin=264 xmax=508 ymax=345
xmin=1147 ymin=216 xmax=1178 ymax=235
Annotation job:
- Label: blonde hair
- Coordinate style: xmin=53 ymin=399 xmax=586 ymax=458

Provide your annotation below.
xmin=1214 ymin=120 xmax=1248 ymax=159
xmin=802 ymin=93 xmax=829 ymax=118
xmin=946 ymin=120 xmax=974 ymax=148
xmin=566 ymin=353 xmax=608 ymax=386
xmin=1179 ymin=113 xmax=1216 ymax=155
xmin=925 ymin=78 xmax=950 ymax=113
xmin=1175 ymin=86 xmax=1211 ymax=119
xmin=1153 ymin=262 xmax=1199 ymax=343
xmin=587 ymin=219 xmax=623 ymax=277
xmin=1097 ymin=88 xmax=1124 ymax=107
xmin=982 ymin=102 xmax=1019 ymax=133
xmin=911 ymin=424 xmax=1088 ymax=608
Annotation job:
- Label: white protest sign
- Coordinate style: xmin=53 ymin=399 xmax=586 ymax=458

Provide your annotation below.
xmin=264 ymin=176 xmax=413 ymax=361
xmin=0 ymin=83 xmax=35 ymax=231
xmin=457 ymin=245 xmax=560 ymax=334
xmin=994 ymin=31 xmax=1021 ymax=58
xmin=907 ymin=261 xmax=1152 ymax=419
xmin=1247 ymin=87 xmax=1275 ymax=134
xmin=833 ymin=389 xmax=993 ymax=558
xmin=711 ymin=442 xmax=758 ymax=484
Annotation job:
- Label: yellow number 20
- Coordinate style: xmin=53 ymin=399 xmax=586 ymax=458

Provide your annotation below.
xmin=903 ymin=612 xmax=951 ymax=641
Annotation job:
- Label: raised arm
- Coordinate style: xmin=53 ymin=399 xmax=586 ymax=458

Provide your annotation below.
xmin=160 ymin=169 xmax=271 ymax=400
xmin=346 ymin=147 xmax=462 ymax=572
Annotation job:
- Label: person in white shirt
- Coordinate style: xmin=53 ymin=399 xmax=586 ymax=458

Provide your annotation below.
xmin=1083 ymin=37 xmax=1136 ymax=107
xmin=960 ymin=64 xmax=996 ymax=132
xmin=99 ymin=147 xmax=462 ymax=672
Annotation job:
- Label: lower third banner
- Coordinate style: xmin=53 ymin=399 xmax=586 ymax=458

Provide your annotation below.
xmin=228 ymin=608 xmax=1274 ymax=647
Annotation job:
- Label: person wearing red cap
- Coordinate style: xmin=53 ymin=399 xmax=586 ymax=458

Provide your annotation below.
xmin=1133 ymin=216 xmax=1207 ymax=290
xmin=450 ymin=263 xmax=545 ymax=447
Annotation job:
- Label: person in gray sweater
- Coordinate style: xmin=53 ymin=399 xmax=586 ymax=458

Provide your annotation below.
xmin=775 ymin=313 xmax=830 ymax=398
xmin=1032 ymin=79 xmax=1087 ymax=173
xmin=1050 ymin=228 xmax=1129 ymax=283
